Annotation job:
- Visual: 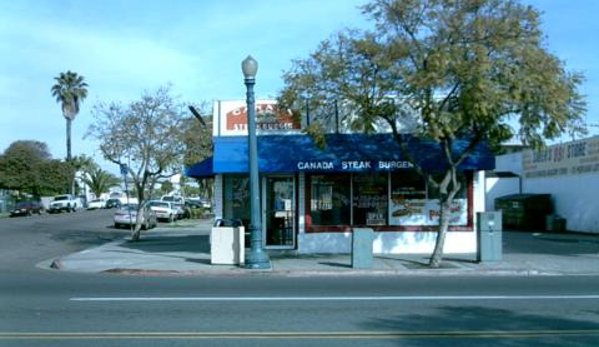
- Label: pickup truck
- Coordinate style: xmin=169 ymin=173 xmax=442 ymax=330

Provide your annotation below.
xmin=48 ymin=194 xmax=78 ymax=213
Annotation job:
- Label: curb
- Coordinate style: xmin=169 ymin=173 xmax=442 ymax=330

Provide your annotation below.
xmin=49 ymin=258 xmax=63 ymax=270
xmin=86 ymin=266 xmax=576 ymax=278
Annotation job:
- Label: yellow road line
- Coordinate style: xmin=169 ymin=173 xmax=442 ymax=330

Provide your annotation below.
xmin=1 ymin=330 xmax=599 ymax=340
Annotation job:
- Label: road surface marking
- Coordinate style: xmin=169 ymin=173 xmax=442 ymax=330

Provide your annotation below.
xmin=70 ymin=295 xmax=599 ymax=302
xmin=2 ymin=330 xmax=599 ymax=340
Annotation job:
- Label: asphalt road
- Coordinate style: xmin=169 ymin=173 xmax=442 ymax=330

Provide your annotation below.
xmin=1 ymin=210 xmax=599 ymax=347
xmin=0 ymin=208 xmax=129 ymax=272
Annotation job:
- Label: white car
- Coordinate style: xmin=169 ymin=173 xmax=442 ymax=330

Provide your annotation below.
xmin=87 ymin=199 xmax=106 ymax=210
xmin=147 ymin=200 xmax=177 ymax=222
xmin=48 ymin=194 xmax=78 ymax=213
xmin=171 ymin=202 xmax=186 ymax=220
xmin=113 ymin=203 xmax=157 ymax=230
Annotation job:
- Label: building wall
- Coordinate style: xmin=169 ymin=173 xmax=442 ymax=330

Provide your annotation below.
xmin=495 ymin=152 xmax=523 ymax=175
xmin=524 ymin=175 xmax=599 ymax=233
xmin=298 ymin=231 xmax=477 ymax=254
xmin=485 ymin=177 xmax=520 ymax=211
xmin=213 ymin=175 xmax=224 ymax=221
xmin=298 ymin=173 xmax=306 ymax=235
xmin=492 ymin=137 xmax=599 ymax=234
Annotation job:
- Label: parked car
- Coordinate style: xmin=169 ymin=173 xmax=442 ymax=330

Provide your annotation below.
xmin=186 ymin=198 xmax=211 ymax=210
xmin=147 ymin=200 xmax=177 ymax=222
xmin=171 ymin=202 xmax=187 ymax=220
xmin=10 ymin=201 xmax=44 ymax=217
xmin=87 ymin=198 xmax=106 ymax=210
xmin=48 ymin=194 xmax=78 ymax=213
xmin=185 ymin=200 xmax=202 ymax=209
xmin=113 ymin=203 xmax=157 ymax=230
xmin=161 ymin=195 xmax=184 ymax=204
xmin=105 ymin=198 xmax=121 ymax=209
xmin=200 ymin=198 xmax=212 ymax=209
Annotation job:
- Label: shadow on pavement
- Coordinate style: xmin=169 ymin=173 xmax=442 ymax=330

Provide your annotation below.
xmin=121 ymin=235 xmax=211 ymax=254
xmin=361 ymin=305 xmax=599 ymax=346
xmin=503 ymin=231 xmax=599 ymax=256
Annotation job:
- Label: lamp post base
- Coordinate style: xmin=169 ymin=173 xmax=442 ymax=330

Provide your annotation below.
xmin=245 ymin=224 xmax=271 ymax=270
xmin=245 ymin=249 xmax=271 ymax=269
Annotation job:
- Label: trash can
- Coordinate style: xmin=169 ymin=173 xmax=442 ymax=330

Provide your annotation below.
xmin=352 ymin=228 xmax=374 ymax=269
xmin=211 ymin=219 xmax=245 ymax=265
xmin=495 ymin=194 xmax=552 ymax=230
xmin=477 ymin=211 xmax=502 ymax=262
xmin=553 ymin=217 xmax=567 ymax=232
xmin=546 ymin=215 xmax=567 ymax=232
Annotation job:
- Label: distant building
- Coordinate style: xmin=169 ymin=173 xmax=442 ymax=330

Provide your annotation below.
xmin=488 ymin=136 xmax=599 ymax=234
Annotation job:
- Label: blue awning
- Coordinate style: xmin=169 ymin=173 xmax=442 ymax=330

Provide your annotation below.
xmin=185 ymin=157 xmax=214 ymax=178
xmin=211 ymin=133 xmax=494 ymax=174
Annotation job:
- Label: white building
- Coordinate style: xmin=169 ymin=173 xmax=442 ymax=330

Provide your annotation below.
xmin=186 ymin=100 xmax=495 ymax=254
xmin=488 ymin=136 xmax=599 ymax=234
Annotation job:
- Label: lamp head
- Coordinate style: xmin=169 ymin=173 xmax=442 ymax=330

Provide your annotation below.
xmin=241 ymin=55 xmax=258 ymax=79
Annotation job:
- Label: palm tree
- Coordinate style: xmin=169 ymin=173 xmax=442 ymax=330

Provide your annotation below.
xmin=51 ymin=71 xmax=88 ymax=161
xmin=81 ymin=167 xmax=120 ymax=198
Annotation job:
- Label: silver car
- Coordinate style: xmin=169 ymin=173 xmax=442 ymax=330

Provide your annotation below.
xmin=113 ymin=203 xmax=157 ymax=230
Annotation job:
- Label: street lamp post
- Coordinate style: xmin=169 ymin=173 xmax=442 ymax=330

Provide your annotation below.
xmin=242 ymin=55 xmax=271 ymax=270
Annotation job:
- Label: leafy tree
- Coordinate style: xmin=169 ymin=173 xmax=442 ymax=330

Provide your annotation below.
xmin=81 ymin=167 xmax=121 ymax=198
xmin=38 ymin=159 xmax=75 ymax=196
xmin=69 ymin=154 xmax=97 ymax=196
xmin=279 ymin=0 xmax=586 ymax=267
xmin=181 ymin=105 xmax=212 ymax=168
xmin=86 ymin=85 xmax=188 ymax=241
xmin=181 ymin=104 xmax=214 ymax=200
xmin=158 ymin=180 xmax=174 ymax=196
xmin=51 ymin=71 xmax=89 ymax=161
xmin=0 ymin=140 xmax=72 ymax=197
xmin=70 ymin=154 xmax=97 ymax=174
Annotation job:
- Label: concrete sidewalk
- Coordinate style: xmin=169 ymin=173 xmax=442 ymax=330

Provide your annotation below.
xmin=44 ymin=219 xmax=599 ymax=276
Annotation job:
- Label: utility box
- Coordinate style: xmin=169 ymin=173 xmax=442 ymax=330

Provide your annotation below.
xmin=352 ymin=228 xmax=374 ymax=269
xmin=477 ymin=211 xmax=502 ymax=262
xmin=211 ymin=219 xmax=245 ymax=265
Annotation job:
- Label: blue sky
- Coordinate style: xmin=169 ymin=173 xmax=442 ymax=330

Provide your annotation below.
xmin=1 ymin=0 xmax=598 ymax=174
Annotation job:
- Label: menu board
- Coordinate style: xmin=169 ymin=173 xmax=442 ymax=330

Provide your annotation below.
xmin=389 ymin=198 xmax=467 ymax=226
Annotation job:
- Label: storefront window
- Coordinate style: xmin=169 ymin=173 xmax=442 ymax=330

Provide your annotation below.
xmin=223 ymin=175 xmax=250 ymax=225
xmin=310 ymin=175 xmax=350 ymax=225
xmin=389 ymin=170 xmax=468 ymax=226
xmin=308 ymin=170 xmax=471 ymax=229
xmin=352 ymin=173 xmax=388 ymax=226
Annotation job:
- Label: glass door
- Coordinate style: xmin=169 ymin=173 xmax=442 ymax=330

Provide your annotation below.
xmin=265 ymin=176 xmax=295 ymax=249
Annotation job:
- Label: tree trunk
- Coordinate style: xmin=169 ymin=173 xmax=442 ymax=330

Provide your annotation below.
xmin=129 ymin=181 xmax=146 ymax=242
xmin=429 ymin=199 xmax=451 ymax=268
xmin=66 ymin=118 xmax=76 ymax=196
xmin=66 ymin=118 xmax=72 ymax=161
xmin=130 ymin=207 xmax=143 ymax=241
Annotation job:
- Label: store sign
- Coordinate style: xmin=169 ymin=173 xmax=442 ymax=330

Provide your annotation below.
xmin=522 ymin=136 xmax=599 ymax=178
xmin=225 ymin=102 xmax=300 ymax=133
xmin=389 ymin=199 xmax=467 ymax=226
xmin=297 ymin=160 xmax=413 ymax=172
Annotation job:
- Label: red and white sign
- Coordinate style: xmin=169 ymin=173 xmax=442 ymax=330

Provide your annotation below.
xmin=214 ymin=100 xmax=301 ymax=136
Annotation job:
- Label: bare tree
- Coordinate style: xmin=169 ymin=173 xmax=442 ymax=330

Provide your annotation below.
xmin=86 ymin=86 xmax=187 ymax=241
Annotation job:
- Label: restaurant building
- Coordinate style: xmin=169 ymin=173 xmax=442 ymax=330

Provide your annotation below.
xmin=186 ymin=100 xmax=495 ymax=254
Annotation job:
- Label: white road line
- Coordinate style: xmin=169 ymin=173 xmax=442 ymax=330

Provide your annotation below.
xmin=70 ymin=295 xmax=599 ymax=302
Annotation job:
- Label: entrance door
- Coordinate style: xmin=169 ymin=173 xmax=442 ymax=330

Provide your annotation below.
xmin=265 ymin=176 xmax=295 ymax=249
